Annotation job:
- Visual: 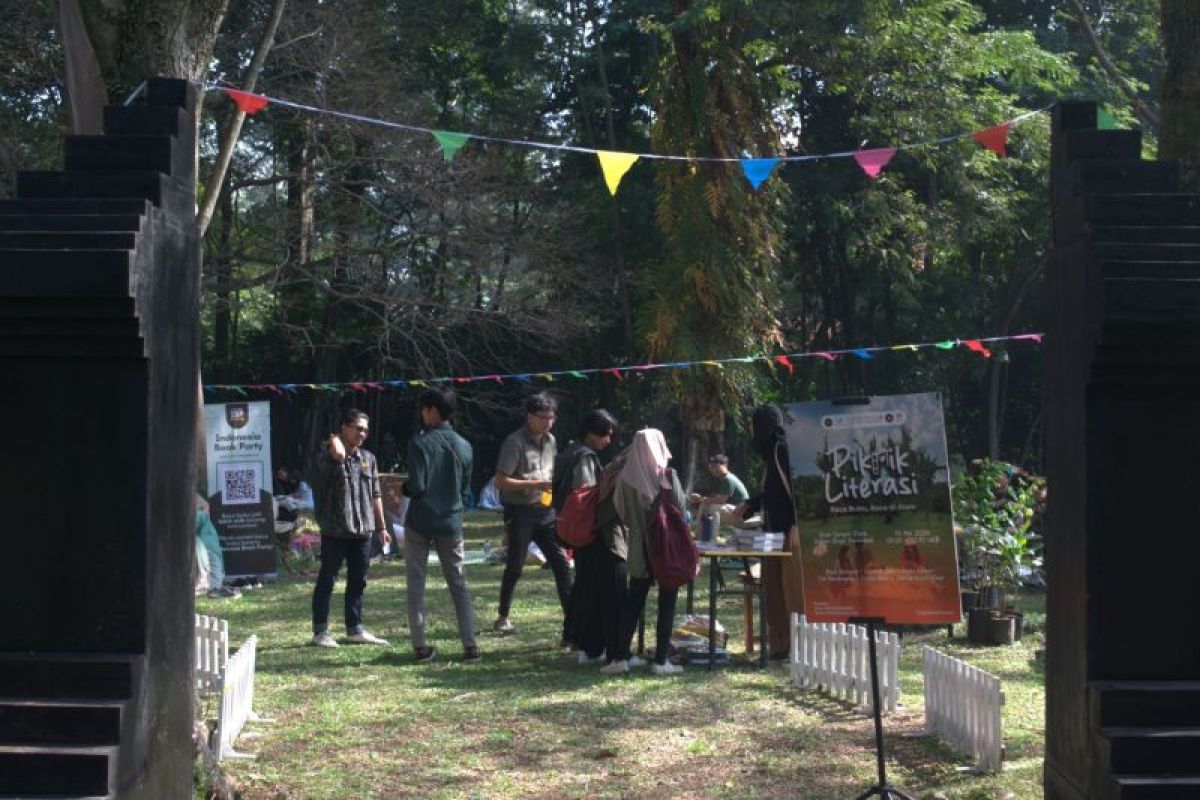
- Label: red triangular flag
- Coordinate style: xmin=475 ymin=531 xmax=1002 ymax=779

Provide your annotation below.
xmin=225 ymin=88 xmax=269 ymax=116
xmin=853 ymin=148 xmax=896 ymax=179
xmin=774 ymin=355 xmax=794 ymax=374
xmin=605 ymin=368 xmax=625 ymax=382
xmin=963 ymin=339 xmax=992 ymax=358
xmin=972 ymin=123 xmax=1010 ymax=158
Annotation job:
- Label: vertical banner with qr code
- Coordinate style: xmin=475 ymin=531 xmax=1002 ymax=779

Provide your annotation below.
xmin=783 ymin=393 xmax=960 ymax=625
xmin=203 ymin=401 xmax=277 ymax=580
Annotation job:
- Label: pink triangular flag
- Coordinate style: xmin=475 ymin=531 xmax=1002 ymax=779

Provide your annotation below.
xmin=853 ymin=148 xmax=896 ymax=179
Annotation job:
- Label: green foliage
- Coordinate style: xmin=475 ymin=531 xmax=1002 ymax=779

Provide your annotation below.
xmin=953 ymin=458 xmax=1046 ymax=593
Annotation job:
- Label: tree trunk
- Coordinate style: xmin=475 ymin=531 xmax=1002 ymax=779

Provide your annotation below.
xmin=59 ymin=0 xmax=107 ymax=133
xmin=1161 ymin=0 xmax=1200 ymax=189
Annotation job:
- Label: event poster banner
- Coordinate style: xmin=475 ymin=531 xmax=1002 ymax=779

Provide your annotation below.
xmin=204 ymin=401 xmax=277 ymax=579
xmin=783 ymin=393 xmax=960 ymax=624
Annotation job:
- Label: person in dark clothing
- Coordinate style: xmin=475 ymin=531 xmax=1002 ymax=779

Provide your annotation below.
xmin=556 ymin=409 xmax=619 ymax=664
xmin=735 ymin=404 xmax=802 ymax=659
xmin=308 ymin=408 xmax=391 ymax=648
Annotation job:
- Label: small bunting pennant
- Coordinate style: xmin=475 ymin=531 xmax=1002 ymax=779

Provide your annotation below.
xmin=935 ymin=340 xmax=957 ymax=350
xmin=972 ymin=123 xmax=1010 ymax=157
xmin=853 ymin=148 xmax=897 ymax=179
xmin=774 ymin=355 xmax=793 ymax=374
xmin=432 ymin=130 xmax=470 ymax=162
xmin=536 ymin=373 xmax=554 ymax=382
xmin=512 ymin=374 xmax=532 ymax=384
xmin=605 ymin=368 xmax=625 ymax=381
xmin=596 ymin=150 xmax=640 ymax=196
xmin=225 ymin=88 xmax=269 ymax=115
xmin=963 ymin=339 xmax=992 ymax=357
xmin=741 ymin=158 xmax=780 ymax=190
xmin=814 ymin=352 xmax=837 ymax=361
xmin=569 ymin=371 xmax=586 ymax=379
xmin=852 ymin=349 xmax=875 ymax=360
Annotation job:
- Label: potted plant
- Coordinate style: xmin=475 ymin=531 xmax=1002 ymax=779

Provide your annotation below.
xmin=954 ymin=460 xmax=1045 ymax=645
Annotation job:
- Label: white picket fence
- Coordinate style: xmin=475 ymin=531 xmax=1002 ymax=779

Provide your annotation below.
xmin=923 ymin=646 xmax=1004 ymax=772
xmin=195 ymin=614 xmax=229 ymax=696
xmin=214 ymin=635 xmax=267 ymax=761
xmin=790 ymin=614 xmax=901 ymax=713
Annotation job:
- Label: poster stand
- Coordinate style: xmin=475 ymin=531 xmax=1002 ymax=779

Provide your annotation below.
xmin=849 ymin=616 xmax=917 ymax=800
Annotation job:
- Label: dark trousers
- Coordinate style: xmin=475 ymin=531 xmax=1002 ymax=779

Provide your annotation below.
xmin=623 ymin=578 xmax=678 ymax=665
xmin=567 ymin=543 xmax=605 ymax=657
xmin=311 ymin=536 xmax=371 ymax=635
xmin=498 ymin=505 xmax=573 ymax=623
xmin=597 ymin=547 xmax=630 ymax=663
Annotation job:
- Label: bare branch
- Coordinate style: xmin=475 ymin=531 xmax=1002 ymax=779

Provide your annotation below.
xmin=1064 ymin=0 xmax=1161 ymax=131
xmin=197 ymin=0 xmax=287 ymax=236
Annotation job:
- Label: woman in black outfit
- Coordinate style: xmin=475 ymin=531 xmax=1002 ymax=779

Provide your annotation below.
xmin=736 ymin=404 xmax=802 ymax=658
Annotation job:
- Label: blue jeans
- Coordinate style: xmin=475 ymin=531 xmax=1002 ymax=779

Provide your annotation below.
xmin=311 ymin=536 xmax=371 ymax=635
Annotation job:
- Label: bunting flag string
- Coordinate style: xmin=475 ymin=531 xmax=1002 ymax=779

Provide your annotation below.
xmin=212 ymin=84 xmax=1051 ymax=194
xmin=202 ymin=332 xmax=1044 ymax=396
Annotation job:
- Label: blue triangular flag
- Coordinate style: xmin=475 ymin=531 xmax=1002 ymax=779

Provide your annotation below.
xmin=741 ymin=158 xmax=780 ymax=190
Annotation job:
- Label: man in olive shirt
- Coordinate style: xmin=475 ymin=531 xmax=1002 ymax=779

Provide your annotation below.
xmin=688 ymin=454 xmax=750 ymax=526
xmin=309 ymin=408 xmax=391 ymax=648
xmin=403 ymin=387 xmax=478 ymax=663
xmin=493 ymin=392 xmax=573 ymax=638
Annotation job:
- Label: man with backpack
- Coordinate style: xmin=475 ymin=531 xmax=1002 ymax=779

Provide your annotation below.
xmin=554 ymin=409 xmax=620 ymax=662
xmin=402 ymin=387 xmax=478 ymax=664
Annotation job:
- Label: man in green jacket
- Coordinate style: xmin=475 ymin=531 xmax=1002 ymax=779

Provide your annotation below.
xmin=403 ymin=386 xmax=478 ymax=663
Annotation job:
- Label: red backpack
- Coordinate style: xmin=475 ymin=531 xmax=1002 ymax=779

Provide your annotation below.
xmin=556 ymin=457 xmax=624 ymax=548
xmin=645 ymin=475 xmax=701 ymax=590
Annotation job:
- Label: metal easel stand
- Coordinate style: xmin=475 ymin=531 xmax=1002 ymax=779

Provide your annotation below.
xmin=851 ymin=617 xmax=917 ymax=800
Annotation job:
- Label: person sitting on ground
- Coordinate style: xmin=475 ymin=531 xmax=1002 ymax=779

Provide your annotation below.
xmin=402 ymin=386 xmax=479 ymax=664
xmin=196 ymin=493 xmax=239 ymax=599
xmin=308 ymin=408 xmax=392 ymax=648
xmin=687 ymin=454 xmax=749 ymax=527
xmin=275 ymin=466 xmax=314 ymax=520
xmin=602 ymin=428 xmax=687 ymax=676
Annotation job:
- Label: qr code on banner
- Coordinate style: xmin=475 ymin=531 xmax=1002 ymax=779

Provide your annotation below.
xmin=219 ymin=462 xmax=262 ymax=506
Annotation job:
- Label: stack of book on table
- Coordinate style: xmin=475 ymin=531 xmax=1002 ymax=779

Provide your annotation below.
xmin=730 ymin=529 xmax=785 ymax=551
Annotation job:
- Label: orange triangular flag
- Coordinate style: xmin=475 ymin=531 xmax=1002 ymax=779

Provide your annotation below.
xmin=972 ymin=123 xmax=1010 ymax=158
xmin=225 ymin=88 xmax=269 ymax=115
xmin=595 ymin=150 xmax=640 ymax=195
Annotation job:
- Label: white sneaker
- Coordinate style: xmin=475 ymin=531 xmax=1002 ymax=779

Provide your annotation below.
xmin=311 ymin=632 xmax=339 ymax=648
xmin=651 ymin=661 xmax=683 ymax=675
xmin=577 ymin=651 xmax=605 ymax=665
xmin=599 ymin=660 xmax=629 ymax=675
xmin=346 ymin=630 xmax=389 ymax=645
xmin=628 ymin=655 xmax=646 ymax=668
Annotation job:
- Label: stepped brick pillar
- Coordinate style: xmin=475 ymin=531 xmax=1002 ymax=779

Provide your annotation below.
xmin=0 ymin=78 xmax=200 ymax=798
xmin=1045 ymin=101 xmax=1200 ymax=800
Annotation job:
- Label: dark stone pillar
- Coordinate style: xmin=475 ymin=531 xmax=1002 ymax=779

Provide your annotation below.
xmin=0 ymin=78 xmax=200 ymax=798
xmin=1045 ymin=101 xmax=1200 ymax=800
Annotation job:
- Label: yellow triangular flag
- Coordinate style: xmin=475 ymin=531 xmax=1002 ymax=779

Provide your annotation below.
xmin=596 ymin=150 xmax=640 ymax=196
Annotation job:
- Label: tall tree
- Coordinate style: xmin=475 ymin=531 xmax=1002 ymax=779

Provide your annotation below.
xmin=1160 ymin=0 xmax=1200 ymax=187
xmin=642 ymin=0 xmax=788 ymax=485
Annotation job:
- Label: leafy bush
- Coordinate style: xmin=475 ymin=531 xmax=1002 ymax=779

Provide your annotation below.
xmin=953 ymin=459 xmax=1046 ymax=597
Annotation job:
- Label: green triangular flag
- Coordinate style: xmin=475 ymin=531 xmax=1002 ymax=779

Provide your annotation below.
xmin=432 ymin=130 xmax=470 ymax=162
xmin=1097 ymin=108 xmax=1118 ymax=130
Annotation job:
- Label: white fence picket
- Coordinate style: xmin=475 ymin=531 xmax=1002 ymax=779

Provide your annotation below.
xmin=215 ymin=635 xmax=263 ymax=761
xmin=790 ymin=614 xmax=900 ymax=714
xmin=195 ymin=614 xmax=228 ymax=696
xmin=922 ymin=646 xmax=1004 ymax=772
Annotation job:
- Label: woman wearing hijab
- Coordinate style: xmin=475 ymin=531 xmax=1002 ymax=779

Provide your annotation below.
xmin=599 ymin=428 xmax=687 ymax=675
xmin=735 ymin=404 xmax=803 ymax=659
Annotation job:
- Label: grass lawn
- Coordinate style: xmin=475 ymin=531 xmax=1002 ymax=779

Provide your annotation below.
xmin=197 ymin=511 xmax=1045 ymax=799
